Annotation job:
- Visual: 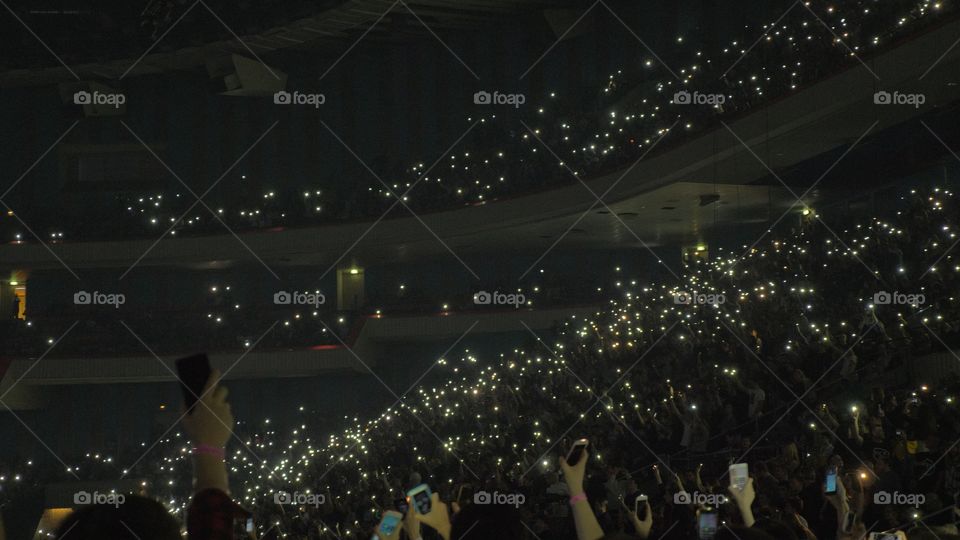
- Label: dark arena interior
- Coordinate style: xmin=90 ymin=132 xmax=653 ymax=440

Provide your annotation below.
xmin=2 ymin=1 xmax=960 ymax=539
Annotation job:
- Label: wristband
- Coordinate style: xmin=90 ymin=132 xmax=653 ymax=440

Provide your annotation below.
xmin=193 ymin=444 xmax=225 ymax=459
xmin=569 ymin=493 xmax=587 ymax=506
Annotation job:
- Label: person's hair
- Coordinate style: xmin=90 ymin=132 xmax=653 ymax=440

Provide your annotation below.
xmin=54 ymin=495 xmax=180 ymax=539
xmin=451 ymin=502 xmax=526 ymax=539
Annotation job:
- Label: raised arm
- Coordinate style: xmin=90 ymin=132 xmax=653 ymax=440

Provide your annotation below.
xmin=182 ymin=369 xmax=233 ymax=494
xmin=560 ymin=449 xmax=606 ymax=540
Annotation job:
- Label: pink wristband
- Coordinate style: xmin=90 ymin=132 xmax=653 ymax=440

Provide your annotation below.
xmin=569 ymin=493 xmax=587 ymax=506
xmin=193 ymin=444 xmax=225 ymax=459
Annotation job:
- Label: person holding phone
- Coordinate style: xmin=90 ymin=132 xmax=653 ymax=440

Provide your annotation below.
xmin=51 ymin=367 xmax=247 ymax=540
xmin=559 ymin=440 xmax=606 ymax=540
xmin=182 ymin=368 xmax=253 ymax=540
xmin=726 ymin=476 xmax=756 ymax=528
xmin=412 ymin=491 xmax=452 ymax=540
xmin=182 ymin=368 xmax=233 ymax=495
xmin=622 ymin=496 xmax=653 ymax=539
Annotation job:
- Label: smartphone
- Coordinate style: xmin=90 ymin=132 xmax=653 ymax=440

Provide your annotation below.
xmin=377 ymin=510 xmax=403 ymax=536
xmin=824 ymin=466 xmax=838 ymax=494
xmin=565 ymin=438 xmax=589 ymax=466
xmin=868 ymin=534 xmax=899 ymax=540
xmin=635 ymin=494 xmax=648 ymax=519
xmin=406 ymin=484 xmax=432 ymax=514
xmin=729 ymin=463 xmax=748 ymax=492
xmin=842 ymin=510 xmax=857 ymax=534
xmin=394 ymin=496 xmax=409 ymax=515
xmin=698 ymin=509 xmax=718 ymax=540
xmin=456 ymin=484 xmax=470 ymax=504
xmin=175 ymin=353 xmax=212 ymax=413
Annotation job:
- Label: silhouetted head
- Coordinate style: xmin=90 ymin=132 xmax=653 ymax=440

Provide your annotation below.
xmin=55 ymin=495 xmax=180 ymax=540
